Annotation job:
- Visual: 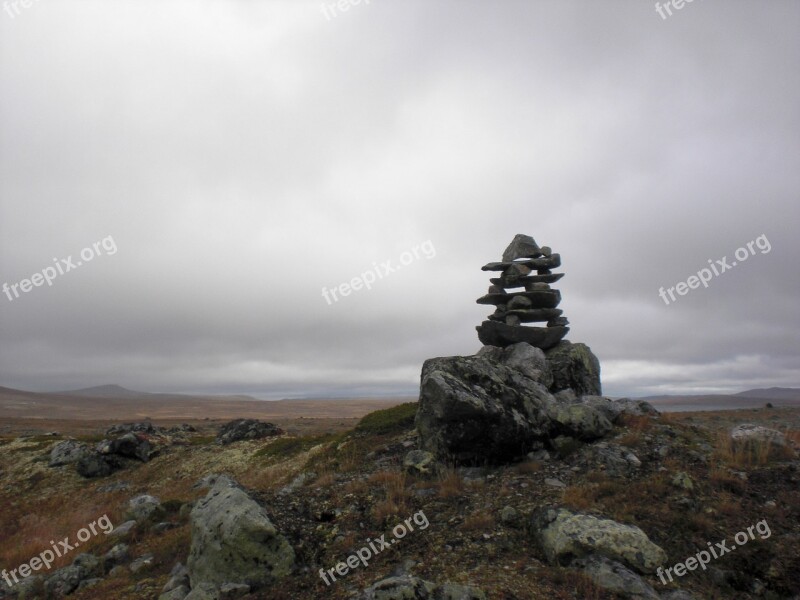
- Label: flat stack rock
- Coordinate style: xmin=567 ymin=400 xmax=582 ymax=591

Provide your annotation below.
xmin=476 ymin=234 xmax=569 ymax=350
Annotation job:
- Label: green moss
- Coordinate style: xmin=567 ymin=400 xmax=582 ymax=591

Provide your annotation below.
xmin=187 ymin=435 xmax=217 ymax=446
xmin=253 ymin=433 xmax=343 ymax=460
xmin=354 ymin=402 xmax=418 ymax=436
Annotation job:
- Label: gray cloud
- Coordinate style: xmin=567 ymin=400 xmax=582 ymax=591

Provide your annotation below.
xmin=1 ymin=0 xmax=798 ymax=398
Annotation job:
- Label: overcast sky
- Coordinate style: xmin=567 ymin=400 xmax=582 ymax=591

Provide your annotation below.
xmin=1 ymin=0 xmax=798 ymax=399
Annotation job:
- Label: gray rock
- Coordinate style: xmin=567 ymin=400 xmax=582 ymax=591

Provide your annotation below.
xmin=216 ymin=419 xmax=282 ymax=445
xmin=580 ymin=442 xmax=642 ymax=477
xmin=505 ymin=308 xmax=563 ymax=323
xmin=76 ymin=577 xmax=103 ymax=591
xmin=128 ymin=494 xmax=162 ymax=522
xmin=403 ymin=450 xmax=437 ymax=476
xmin=49 ymin=440 xmax=90 ymax=467
xmin=544 ymin=478 xmax=566 ymax=488
xmin=502 ymin=234 xmax=541 ymax=262
xmin=107 ymin=422 xmax=159 ymax=435
xmin=359 ymin=575 xmax=486 ymax=600
xmin=76 ymin=453 xmax=117 ymax=478
xmin=505 ymin=315 xmax=521 ymax=326
xmin=109 ymin=520 xmax=137 ymax=538
xmin=730 ymin=424 xmax=792 ymax=458
xmin=476 ymin=320 xmax=569 ymax=350
xmin=489 ymin=273 xmax=564 ymax=288
xmin=219 ymin=583 xmax=250 ymax=599
xmin=476 ymin=289 xmax=562 ymax=308
xmin=163 ymin=563 xmax=190 ymax=593
xmin=103 ymin=543 xmax=130 ymax=570
xmin=545 ymin=341 xmax=602 ymax=396
xmin=45 ymin=553 xmax=101 ymax=597
xmin=553 ymin=403 xmax=612 ymax=440
xmin=571 ymin=554 xmax=660 ymax=599
xmin=185 ymin=582 xmax=221 ymax=600
xmin=129 ymin=553 xmax=154 ymax=573
xmin=500 ymin=506 xmax=521 ymax=526
xmin=415 ymin=352 xmax=561 ymax=463
xmin=659 ymin=591 xmax=699 ymax=600
xmin=159 ymin=586 xmax=191 ymax=600
xmin=481 ymin=254 xmax=561 ymax=272
xmin=188 ymin=478 xmax=294 ymax=589
xmin=507 ymin=295 xmax=532 ymax=310
xmin=100 ymin=432 xmax=153 ymax=462
xmin=532 ymin=508 xmax=666 ymax=574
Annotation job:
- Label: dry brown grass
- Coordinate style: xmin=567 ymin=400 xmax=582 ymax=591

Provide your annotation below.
xmin=436 ymin=468 xmax=464 ymax=499
xmin=514 ymin=460 xmax=544 ymax=474
xmin=312 ymin=471 xmax=336 ymax=488
xmin=460 ymin=510 xmax=496 ymax=532
xmin=712 ymin=430 xmax=791 ymax=468
xmin=368 ymin=470 xmax=409 ymax=525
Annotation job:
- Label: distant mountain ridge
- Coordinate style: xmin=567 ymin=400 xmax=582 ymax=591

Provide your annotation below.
xmin=734 ymin=387 xmax=800 ymax=400
xmin=56 ymin=384 xmax=153 ymax=398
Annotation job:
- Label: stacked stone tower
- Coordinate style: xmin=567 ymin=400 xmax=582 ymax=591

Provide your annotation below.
xmin=475 ymin=234 xmax=569 ymax=350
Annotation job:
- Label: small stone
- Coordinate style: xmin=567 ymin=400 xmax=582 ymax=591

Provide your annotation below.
xmin=129 ymin=553 xmax=154 ymax=573
xmin=505 ymin=315 xmax=521 ymax=326
xmin=502 ymin=234 xmax=541 ymax=261
xmin=545 ymin=478 xmax=566 ymax=488
xmin=671 ymin=472 xmax=694 ymax=491
xmin=507 ymin=296 xmax=532 ymax=310
xmin=540 ymin=246 xmax=552 ymax=256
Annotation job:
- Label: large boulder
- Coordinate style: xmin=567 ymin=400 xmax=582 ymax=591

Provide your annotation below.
xmin=216 ymin=419 xmax=283 ymax=445
xmin=100 ymin=433 xmax=153 ymax=462
xmin=532 ymin=508 xmax=666 ymax=574
xmin=49 ymin=440 xmax=90 ymax=467
xmin=187 ymin=476 xmax=294 ymax=590
xmin=416 ymin=343 xmax=613 ymax=463
xmin=545 ymin=341 xmax=602 ymax=396
xmin=76 ymin=453 xmax=118 ymax=478
xmin=416 ymin=352 xmax=559 ymax=463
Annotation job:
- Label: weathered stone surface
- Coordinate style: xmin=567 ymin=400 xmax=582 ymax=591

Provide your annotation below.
xmin=49 ymin=440 xmax=90 ymax=467
xmin=570 ymin=554 xmax=660 ymax=599
xmin=532 ymin=508 xmax=666 ymax=574
xmin=216 ymin=419 xmax=282 ymax=445
xmin=490 ymin=273 xmax=564 ymax=288
xmin=417 ymin=344 xmax=613 ymax=463
xmin=482 ymin=254 xmax=561 ymax=271
xmin=188 ymin=477 xmax=294 ymax=590
xmin=507 ymin=295 xmax=532 ymax=310
xmin=76 ymin=453 xmax=118 ymax=478
xmin=502 ymin=234 xmax=541 ymax=261
xmin=545 ymin=341 xmax=601 ymax=396
xmin=358 ymin=575 xmax=487 ymax=600
xmin=128 ymin=494 xmax=163 ymax=522
xmin=476 ymin=321 xmax=568 ymax=350
xmin=416 ymin=353 xmax=558 ymax=462
xmin=730 ymin=424 xmax=792 ymax=458
xmin=553 ymin=404 xmax=612 ymax=441
xmin=403 ymin=450 xmax=437 ymax=476
xmin=99 ymin=432 xmax=153 ymax=462
xmin=476 ymin=289 xmax=561 ymax=308
xmin=580 ymin=396 xmax=659 ymax=424
xmin=506 ymin=308 xmax=563 ymax=323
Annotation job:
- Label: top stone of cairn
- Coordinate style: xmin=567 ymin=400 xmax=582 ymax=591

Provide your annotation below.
xmin=501 ymin=234 xmax=542 ymax=262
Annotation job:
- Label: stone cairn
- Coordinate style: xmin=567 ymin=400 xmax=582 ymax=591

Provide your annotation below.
xmin=475 ymin=234 xmax=569 ymax=350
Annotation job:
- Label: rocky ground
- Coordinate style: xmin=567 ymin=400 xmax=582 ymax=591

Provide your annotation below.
xmin=0 ymin=400 xmax=798 ymax=599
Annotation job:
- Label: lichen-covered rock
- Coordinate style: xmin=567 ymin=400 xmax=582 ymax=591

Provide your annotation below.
xmin=553 ymin=404 xmax=612 ymax=440
xmin=216 ymin=419 xmax=282 ymax=445
xmin=358 ymin=575 xmax=486 ymax=600
xmin=532 ymin=508 xmax=666 ymax=574
xmin=48 ymin=440 xmax=90 ymax=467
xmin=128 ymin=494 xmax=162 ymax=522
xmin=730 ymin=424 xmax=793 ymax=458
xmin=187 ymin=477 xmax=294 ymax=590
xmin=580 ymin=396 xmax=659 ymax=423
xmin=570 ymin=554 xmax=660 ymax=599
xmin=415 ymin=352 xmax=559 ymax=463
xmin=403 ymin=450 xmax=437 ymax=476
xmin=545 ymin=341 xmax=602 ymax=396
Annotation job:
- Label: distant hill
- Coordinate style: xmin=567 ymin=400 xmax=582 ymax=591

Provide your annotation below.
xmin=55 ymin=384 xmax=153 ymax=398
xmin=735 ymin=387 xmax=800 ymax=400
